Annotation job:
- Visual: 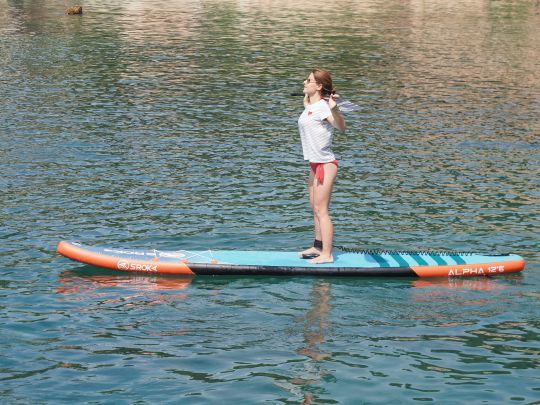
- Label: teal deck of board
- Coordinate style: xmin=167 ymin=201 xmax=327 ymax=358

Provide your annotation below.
xmin=182 ymin=250 xmax=462 ymax=267
xmin=90 ymin=244 xmax=518 ymax=268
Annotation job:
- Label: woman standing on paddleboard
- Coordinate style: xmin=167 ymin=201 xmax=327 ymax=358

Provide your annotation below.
xmin=298 ymin=69 xmax=346 ymax=264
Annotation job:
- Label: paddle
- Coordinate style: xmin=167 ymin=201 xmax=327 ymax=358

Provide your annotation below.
xmin=290 ymin=92 xmax=361 ymax=113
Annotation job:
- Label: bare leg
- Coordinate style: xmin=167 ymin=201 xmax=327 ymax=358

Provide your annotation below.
xmin=299 ymin=170 xmax=322 ymax=257
xmin=308 ymin=163 xmax=337 ymax=264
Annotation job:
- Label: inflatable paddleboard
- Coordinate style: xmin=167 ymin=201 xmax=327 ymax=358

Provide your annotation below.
xmin=57 ymin=241 xmax=525 ymax=278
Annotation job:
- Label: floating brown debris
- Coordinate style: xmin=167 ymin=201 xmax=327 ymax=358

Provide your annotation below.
xmin=65 ymin=6 xmax=83 ymax=15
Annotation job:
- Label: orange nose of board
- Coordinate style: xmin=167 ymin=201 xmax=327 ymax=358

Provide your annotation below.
xmin=57 ymin=241 xmax=195 ymax=275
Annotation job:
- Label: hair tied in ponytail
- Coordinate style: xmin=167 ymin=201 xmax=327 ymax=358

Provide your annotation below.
xmin=311 ymin=68 xmax=336 ymax=97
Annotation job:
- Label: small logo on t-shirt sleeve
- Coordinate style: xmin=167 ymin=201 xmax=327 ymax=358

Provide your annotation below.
xmin=308 ymin=111 xmax=313 ymax=116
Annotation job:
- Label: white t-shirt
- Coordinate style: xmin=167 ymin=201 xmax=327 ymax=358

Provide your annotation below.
xmin=298 ymin=100 xmax=335 ymax=163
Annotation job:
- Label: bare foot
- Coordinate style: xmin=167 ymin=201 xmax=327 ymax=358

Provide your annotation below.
xmin=299 ymin=247 xmax=321 ymax=258
xmin=308 ymin=255 xmax=333 ymax=264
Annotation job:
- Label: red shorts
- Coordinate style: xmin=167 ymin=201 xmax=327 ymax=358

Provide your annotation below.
xmin=310 ymin=160 xmax=338 ymax=184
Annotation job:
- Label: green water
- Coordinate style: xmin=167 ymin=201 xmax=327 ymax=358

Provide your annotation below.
xmin=1 ymin=0 xmax=539 ymax=403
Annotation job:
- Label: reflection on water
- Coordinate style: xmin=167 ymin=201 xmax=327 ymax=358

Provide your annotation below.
xmin=58 ymin=270 xmax=192 ymax=293
xmin=297 ymin=282 xmax=332 ymax=363
xmin=411 ymin=275 xmax=518 ymax=292
xmin=277 ymin=282 xmax=332 ymax=403
xmin=57 ymin=270 xmax=192 ymax=309
xmin=408 ymin=276 xmax=520 ymax=325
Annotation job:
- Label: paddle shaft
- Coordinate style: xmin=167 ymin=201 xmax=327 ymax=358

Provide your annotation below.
xmin=291 ymin=93 xmax=360 ymax=112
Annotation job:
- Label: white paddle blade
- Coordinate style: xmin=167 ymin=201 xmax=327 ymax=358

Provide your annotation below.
xmin=336 ymin=99 xmax=361 ymax=113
